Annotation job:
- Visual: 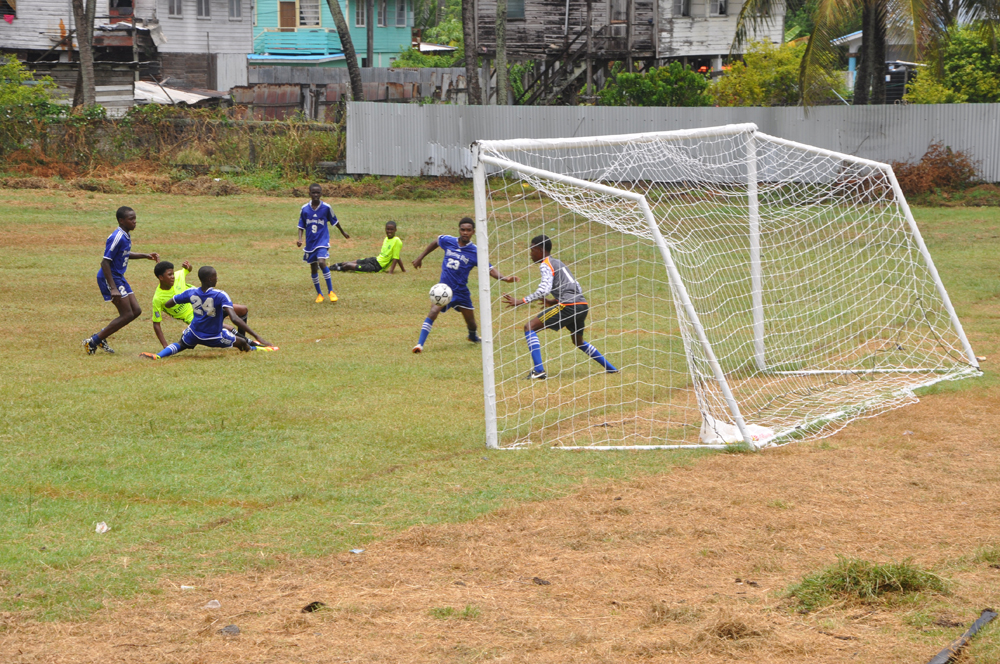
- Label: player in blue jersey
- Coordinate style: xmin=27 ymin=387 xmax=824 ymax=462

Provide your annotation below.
xmin=297 ymin=183 xmax=350 ymax=303
xmin=410 ymin=217 xmax=518 ymax=353
xmin=83 ymin=206 xmax=159 ymax=355
xmin=139 ymin=266 xmax=274 ymax=359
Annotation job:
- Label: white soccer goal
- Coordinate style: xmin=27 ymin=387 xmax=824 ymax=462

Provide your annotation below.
xmin=472 ymin=124 xmax=981 ymax=450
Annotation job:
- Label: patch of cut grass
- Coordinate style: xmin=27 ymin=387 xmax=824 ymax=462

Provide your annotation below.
xmin=429 ymin=604 xmax=480 ymax=620
xmin=788 ymin=556 xmax=947 ymax=612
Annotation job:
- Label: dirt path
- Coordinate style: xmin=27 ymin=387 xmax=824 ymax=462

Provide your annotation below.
xmin=3 ymin=388 xmax=999 ymax=663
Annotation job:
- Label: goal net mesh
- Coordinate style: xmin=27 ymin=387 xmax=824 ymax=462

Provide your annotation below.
xmin=476 ymin=125 xmax=979 ymax=449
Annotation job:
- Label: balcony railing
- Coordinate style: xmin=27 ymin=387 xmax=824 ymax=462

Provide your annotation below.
xmin=254 ymin=28 xmax=342 ymax=56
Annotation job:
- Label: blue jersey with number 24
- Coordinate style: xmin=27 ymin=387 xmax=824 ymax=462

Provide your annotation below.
xmin=172 ymin=287 xmax=234 ymax=340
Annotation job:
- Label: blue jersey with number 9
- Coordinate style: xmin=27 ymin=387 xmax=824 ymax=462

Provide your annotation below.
xmin=172 ymin=287 xmax=234 ymax=340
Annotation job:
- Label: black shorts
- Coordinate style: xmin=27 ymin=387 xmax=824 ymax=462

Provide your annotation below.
xmin=538 ymin=303 xmax=588 ymax=334
xmin=355 ymin=256 xmax=382 ymax=272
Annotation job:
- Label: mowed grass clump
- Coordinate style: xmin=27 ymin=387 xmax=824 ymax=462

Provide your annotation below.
xmin=788 ymin=556 xmax=947 ymax=612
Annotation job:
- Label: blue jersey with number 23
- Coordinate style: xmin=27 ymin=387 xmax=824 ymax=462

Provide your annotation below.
xmin=437 ymin=235 xmax=484 ymax=295
xmin=172 ymin=287 xmax=234 ymax=340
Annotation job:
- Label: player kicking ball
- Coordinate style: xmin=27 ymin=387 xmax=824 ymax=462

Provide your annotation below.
xmin=140 ymin=266 xmax=275 ymax=360
xmin=411 ymin=217 xmax=518 ymax=353
xmin=502 ymin=234 xmax=617 ymax=379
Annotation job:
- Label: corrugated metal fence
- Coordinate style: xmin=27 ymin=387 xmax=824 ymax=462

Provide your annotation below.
xmin=346 ymin=103 xmax=1000 ymax=181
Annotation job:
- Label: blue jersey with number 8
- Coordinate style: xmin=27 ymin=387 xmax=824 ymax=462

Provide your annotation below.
xmin=172 ymin=287 xmax=234 ymax=340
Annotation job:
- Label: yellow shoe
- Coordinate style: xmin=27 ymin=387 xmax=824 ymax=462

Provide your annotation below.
xmin=329 ymin=292 xmax=338 ymax=303
xmin=315 ymin=294 xmax=325 ymax=303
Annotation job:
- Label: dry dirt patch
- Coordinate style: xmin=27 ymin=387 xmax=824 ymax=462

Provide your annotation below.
xmin=2 ymin=388 xmax=999 ymax=663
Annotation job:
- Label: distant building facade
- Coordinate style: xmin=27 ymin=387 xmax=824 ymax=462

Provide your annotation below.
xmin=251 ymin=0 xmax=413 ymax=67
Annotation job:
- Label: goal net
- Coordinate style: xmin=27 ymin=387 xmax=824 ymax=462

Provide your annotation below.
xmin=472 ymin=124 xmax=980 ymax=450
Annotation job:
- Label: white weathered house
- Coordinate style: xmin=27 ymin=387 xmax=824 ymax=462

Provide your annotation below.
xmin=474 ymin=0 xmax=785 ymax=103
xmin=0 ymin=0 xmax=252 ymax=91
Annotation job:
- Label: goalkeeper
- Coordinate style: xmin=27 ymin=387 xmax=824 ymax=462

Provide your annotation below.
xmin=502 ymin=235 xmax=618 ymax=380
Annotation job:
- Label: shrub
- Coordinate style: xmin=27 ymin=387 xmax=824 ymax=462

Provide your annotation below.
xmin=710 ymin=40 xmax=847 ymax=107
xmin=891 ymin=143 xmax=979 ymax=196
xmin=903 ymin=70 xmax=968 ymax=104
xmin=598 ymin=62 xmax=712 ymax=107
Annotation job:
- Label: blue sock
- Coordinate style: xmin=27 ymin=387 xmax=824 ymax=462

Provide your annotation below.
xmin=418 ymin=317 xmax=433 ymax=346
xmin=311 ymin=274 xmax=322 ymax=295
xmin=322 ymin=267 xmax=333 ymax=292
xmin=579 ymin=342 xmax=617 ymax=372
xmin=90 ymin=333 xmax=101 ymax=346
xmin=157 ymin=343 xmax=182 ymax=359
xmin=525 ymin=330 xmax=544 ymax=373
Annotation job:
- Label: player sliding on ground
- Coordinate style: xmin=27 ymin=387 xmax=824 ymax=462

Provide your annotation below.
xmin=150 ymin=260 xmax=256 ymax=349
xmin=411 ymin=217 xmax=518 ymax=353
xmin=502 ymin=235 xmax=617 ymax=380
xmin=140 ymin=266 xmax=275 ymax=360
xmin=83 ymin=206 xmax=159 ymax=355
xmin=331 ymin=220 xmax=405 ymax=274
xmin=297 ymin=183 xmax=350 ymax=303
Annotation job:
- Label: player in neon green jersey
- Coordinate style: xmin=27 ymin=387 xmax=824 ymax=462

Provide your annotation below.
xmin=331 ymin=221 xmax=405 ymax=274
xmin=151 ymin=260 xmax=251 ymax=349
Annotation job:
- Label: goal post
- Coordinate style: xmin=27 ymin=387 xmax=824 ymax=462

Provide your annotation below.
xmin=473 ymin=124 xmax=981 ymax=450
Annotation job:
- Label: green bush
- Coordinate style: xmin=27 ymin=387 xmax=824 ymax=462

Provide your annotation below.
xmin=788 ymin=556 xmax=946 ymax=612
xmin=598 ymin=62 xmax=712 ymax=107
xmin=904 ymin=26 xmax=1000 ymax=104
xmin=709 ymin=40 xmax=846 ymax=107
xmin=0 ymin=56 xmax=62 ymax=155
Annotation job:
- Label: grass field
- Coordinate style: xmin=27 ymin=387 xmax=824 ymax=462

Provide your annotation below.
xmin=1 ymin=190 xmax=998 ymax=662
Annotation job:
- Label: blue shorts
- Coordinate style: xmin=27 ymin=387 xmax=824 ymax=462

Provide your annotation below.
xmin=442 ymin=288 xmax=474 ymax=312
xmin=303 ymin=247 xmax=330 ymax=264
xmin=180 ymin=327 xmax=237 ymax=349
xmin=98 ymin=274 xmax=132 ymax=301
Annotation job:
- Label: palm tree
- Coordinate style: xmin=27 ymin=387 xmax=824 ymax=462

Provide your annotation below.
xmin=732 ymin=0 xmax=925 ymax=105
xmin=324 ymin=0 xmax=365 ymax=101
xmin=462 ymin=0 xmax=483 ymax=104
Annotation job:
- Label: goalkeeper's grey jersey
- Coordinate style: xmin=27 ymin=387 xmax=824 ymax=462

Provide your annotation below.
xmin=523 ymin=256 xmax=587 ymax=305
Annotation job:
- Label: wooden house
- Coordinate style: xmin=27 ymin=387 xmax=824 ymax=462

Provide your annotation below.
xmin=0 ymin=0 xmax=252 ymax=93
xmin=252 ymin=0 xmax=413 ymax=68
xmin=472 ymin=0 xmax=785 ymax=103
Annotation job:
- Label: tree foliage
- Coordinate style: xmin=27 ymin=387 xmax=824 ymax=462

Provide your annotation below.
xmin=597 ymin=62 xmax=712 ymax=107
xmin=0 ymin=56 xmax=61 ymax=154
xmin=904 ymin=26 xmax=1000 ymax=103
xmin=710 ymin=41 xmax=846 ymax=106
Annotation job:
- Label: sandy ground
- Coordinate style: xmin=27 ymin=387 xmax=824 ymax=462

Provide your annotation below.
xmin=2 ymin=387 xmax=999 ymax=663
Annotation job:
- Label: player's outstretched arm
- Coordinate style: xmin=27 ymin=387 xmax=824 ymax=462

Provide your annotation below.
xmin=227 ymin=308 xmax=270 ymax=347
xmin=129 ymin=251 xmax=159 ymax=262
xmin=489 ymin=267 xmax=518 ymax=283
xmin=153 ymin=321 xmax=169 ymax=349
xmin=411 ymin=240 xmax=439 ymax=269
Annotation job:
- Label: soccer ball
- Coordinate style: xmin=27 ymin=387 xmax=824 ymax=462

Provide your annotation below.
xmin=429 ymin=283 xmax=453 ymax=307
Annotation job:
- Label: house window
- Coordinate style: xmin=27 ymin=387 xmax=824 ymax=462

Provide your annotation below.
xmin=109 ymin=0 xmax=134 ymax=16
xmin=674 ymin=0 xmax=690 ymax=16
xmin=395 ymin=0 xmax=406 ymax=26
xmin=715 ymin=0 xmax=727 ymax=14
xmin=228 ymin=0 xmax=241 ymax=18
xmin=355 ymin=0 xmax=365 ymax=26
xmin=508 ymin=0 xmax=524 ymax=19
xmin=299 ymin=0 xmax=319 ymax=24
xmin=0 ymin=0 xmax=15 ymax=17
xmin=168 ymin=0 xmax=182 ymax=15
xmin=197 ymin=0 xmax=210 ymax=16
xmin=377 ymin=0 xmax=386 ymax=26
